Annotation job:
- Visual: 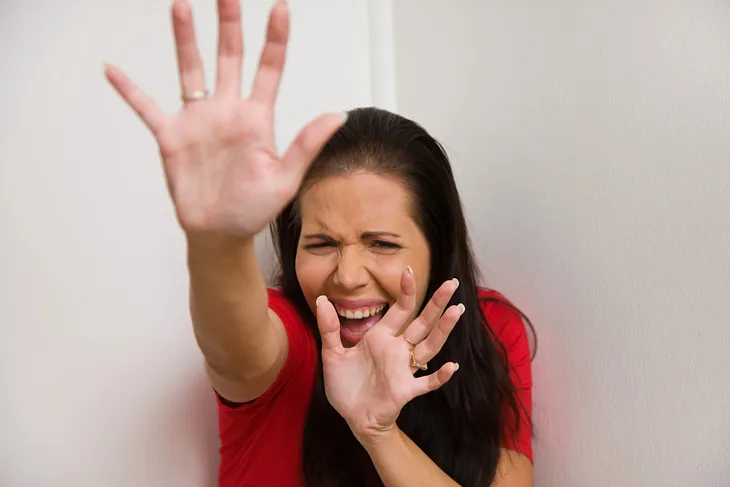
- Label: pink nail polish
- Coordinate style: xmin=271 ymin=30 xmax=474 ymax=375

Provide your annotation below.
xmin=316 ymin=295 xmax=327 ymax=307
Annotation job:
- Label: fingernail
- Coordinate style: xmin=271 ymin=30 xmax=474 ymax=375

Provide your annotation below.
xmin=339 ymin=111 xmax=349 ymax=123
xmin=316 ymin=295 xmax=327 ymax=307
xmin=457 ymin=303 xmax=466 ymax=314
xmin=406 ymin=266 xmax=413 ymax=276
xmin=454 ymin=363 xmax=460 ymax=371
xmin=452 ymin=278 xmax=459 ymax=289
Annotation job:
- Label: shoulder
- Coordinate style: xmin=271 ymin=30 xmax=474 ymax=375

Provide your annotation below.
xmin=477 ymin=288 xmax=533 ymax=386
xmin=267 ymin=288 xmax=306 ymax=325
xmin=217 ymin=290 xmax=317 ymax=485
xmin=478 ymin=288 xmax=534 ymax=461
xmin=218 ymin=288 xmax=316 ymax=412
xmin=477 ymin=289 xmax=528 ymax=347
xmin=266 ymin=287 xmax=317 ymax=366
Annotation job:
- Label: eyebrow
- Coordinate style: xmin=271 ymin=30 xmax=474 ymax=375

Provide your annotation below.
xmin=302 ymin=231 xmax=402 ymax=240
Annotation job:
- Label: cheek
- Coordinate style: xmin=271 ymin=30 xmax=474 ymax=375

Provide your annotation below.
xmin=294 ymin=250 xmax=431 ymax=314
xmin=369 ymin=260 xmax=406 ymax=300
xmin=295 ymin=252 xmax=333 ymax=303
xmin=369 ymin=254 xmax=430 ymax=304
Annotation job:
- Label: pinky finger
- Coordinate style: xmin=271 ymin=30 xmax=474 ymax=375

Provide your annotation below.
xmin=411 ymin=362 xmax=459 ymax=398
xmin=104 ymin=64 xmax=167 ymax=135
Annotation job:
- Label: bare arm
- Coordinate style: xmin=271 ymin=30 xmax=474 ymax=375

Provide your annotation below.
xmin=188 ymin=238 xmax=287 ymax=402
xmin=492 ymin=450 xmax=534 ymax=487
xmin=105 ymin=0 xmax=345 ymax=402
xmin=365 ymin=427 xmax=533 ymax=487
xmin=363 ymin=427 xmax=460 ymax=487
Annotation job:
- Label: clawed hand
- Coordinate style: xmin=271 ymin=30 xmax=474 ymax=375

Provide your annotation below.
xmin=315 ymin=267 xmax=464 ymax=443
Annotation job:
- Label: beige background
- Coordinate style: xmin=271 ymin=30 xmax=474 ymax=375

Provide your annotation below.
xmin=0 ymin=1 xmax=374 ymax=485
xmin=393 ymin=1 xmax=730 ymax=486
xmin=2 ymin=0 xmax=729 ymax=486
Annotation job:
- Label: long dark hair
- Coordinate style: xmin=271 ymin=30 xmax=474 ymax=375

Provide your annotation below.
xmin=271 ymin=107 xmax=534 ymax=486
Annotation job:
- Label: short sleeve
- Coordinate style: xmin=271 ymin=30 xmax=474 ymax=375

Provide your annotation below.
xmin=479 ymin=290 xmax=534 ymax=463
xmin=216 ymin=289 xmax=317 ymax=485
xmin=216 ymin=288 xmax=316 ymax=413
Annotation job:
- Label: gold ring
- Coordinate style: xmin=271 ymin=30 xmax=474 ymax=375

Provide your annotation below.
xmin=402 ymin=334 xmax=417 ymax=349
xmin=181 ymin=90 xmax=209 ymax=102
xmin=410 ymin=349 xmax=428 ymax=371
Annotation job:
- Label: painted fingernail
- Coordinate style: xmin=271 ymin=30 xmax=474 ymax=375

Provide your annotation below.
xmin=406 ymin=266 xmax=413 ymax=276
xmin=452 ymin=278 xmax=459 ymax=289
xmin=457 ymin=303 xmax=466 ymax=314
xmin=454 ymin=362 xmax=460 ymax=371
xmin=316 ymin=295 xmax=327 ymax=307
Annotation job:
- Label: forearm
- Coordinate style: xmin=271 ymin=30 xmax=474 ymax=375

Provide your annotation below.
xmin=187 ymin=236 xmax=274 ymax=378
xmin=362 ymin=427 xmax=460 ymax=487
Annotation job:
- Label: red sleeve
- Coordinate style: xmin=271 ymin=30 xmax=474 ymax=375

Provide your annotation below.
xmin=216 ymin=288 xmax=318 ymax=487
xmin=479 ymin=289 xmax=534 ymax=463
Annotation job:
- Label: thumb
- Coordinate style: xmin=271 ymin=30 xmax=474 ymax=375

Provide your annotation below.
xmin=316 ymin=295 xmax=344 ymax=353
xmin=281 ymin=112 xmax=348 ymax=178
xmin=104 ymin=64 xmax=166 ymax=136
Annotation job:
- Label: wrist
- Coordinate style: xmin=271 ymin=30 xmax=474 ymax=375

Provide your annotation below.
xmin=186 ymin=234 xmax=262 ymax=283
xmin=186 ymin=232 xmax=255 ymax=254
xmin=354 ymin=424 xmax=403 ymax=454
xmin=186 ymin=234 xmax=257 ymax=271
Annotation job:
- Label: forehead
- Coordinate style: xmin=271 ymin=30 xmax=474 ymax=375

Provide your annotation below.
xmin=299 ymin=172 xmax=415 ymax=232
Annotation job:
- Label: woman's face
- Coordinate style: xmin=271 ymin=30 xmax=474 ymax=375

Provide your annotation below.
xmin=296 ymin=171 xmax=431 ymax=347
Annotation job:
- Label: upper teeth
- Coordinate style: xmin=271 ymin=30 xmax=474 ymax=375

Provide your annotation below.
xmin=335 ymin=305 xmax=386 ymax=319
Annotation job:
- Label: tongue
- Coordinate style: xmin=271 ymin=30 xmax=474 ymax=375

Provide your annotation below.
xmin=341 ymin=309 xmax=387 ymax=335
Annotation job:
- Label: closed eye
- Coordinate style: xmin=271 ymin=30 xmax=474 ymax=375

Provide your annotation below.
xmin=302 ymin=239 xmax=401 ymax=252
xmin=304 ymin=241 xmax=337 ymax=250
xmin=371 ymin=240 xmax=401 ymax=251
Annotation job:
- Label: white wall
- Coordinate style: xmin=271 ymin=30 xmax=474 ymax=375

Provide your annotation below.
xmin=0 ymin=1 xmax=375 ymax=485
xmin=4 ymin=0 xmax=730 ymax=486
xmin=393 ymin=1 xmax=730 ymax=486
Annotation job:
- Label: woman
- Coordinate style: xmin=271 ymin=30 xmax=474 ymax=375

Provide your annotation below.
xmin=105 ymin=0 xmax=535 ymax=485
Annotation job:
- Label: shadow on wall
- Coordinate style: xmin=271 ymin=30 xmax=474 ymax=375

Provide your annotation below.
xmin=451 ymin=143 xmax=576 ymax=484
xmin=126 ymin=366 xmax=220 ymax=486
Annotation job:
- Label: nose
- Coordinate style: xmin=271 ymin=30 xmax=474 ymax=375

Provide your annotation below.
xmin=332 ymin=245 xmax=368 ymax=290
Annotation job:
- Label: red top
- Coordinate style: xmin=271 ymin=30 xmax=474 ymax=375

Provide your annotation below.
xmin=217 ymin=288 xmax=533 ymax=487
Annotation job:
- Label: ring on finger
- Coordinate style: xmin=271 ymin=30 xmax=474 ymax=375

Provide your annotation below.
xmin=401 ymin=334 xmax=417 ymax=349
xmin=409 ymin=349 xmax=428 ymax=371
xmin=181 ymin=89 xmax=209 ymax=102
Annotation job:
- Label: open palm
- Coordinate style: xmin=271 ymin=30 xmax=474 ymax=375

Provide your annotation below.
xmin=105 ymin=0 xmax=345 ymax=241
xmin=315 ymin=270 xmax=464 ymax=441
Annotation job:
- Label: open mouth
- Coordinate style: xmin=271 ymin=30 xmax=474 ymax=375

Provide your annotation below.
xmin=335 ymin=303 xmax=390 ymax=341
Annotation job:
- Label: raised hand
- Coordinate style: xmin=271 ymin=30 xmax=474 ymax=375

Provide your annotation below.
xmin=315 ymin=269 xmax=464 ymax=443
xmin=105 ymin=0 xmax=345 ymax=241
